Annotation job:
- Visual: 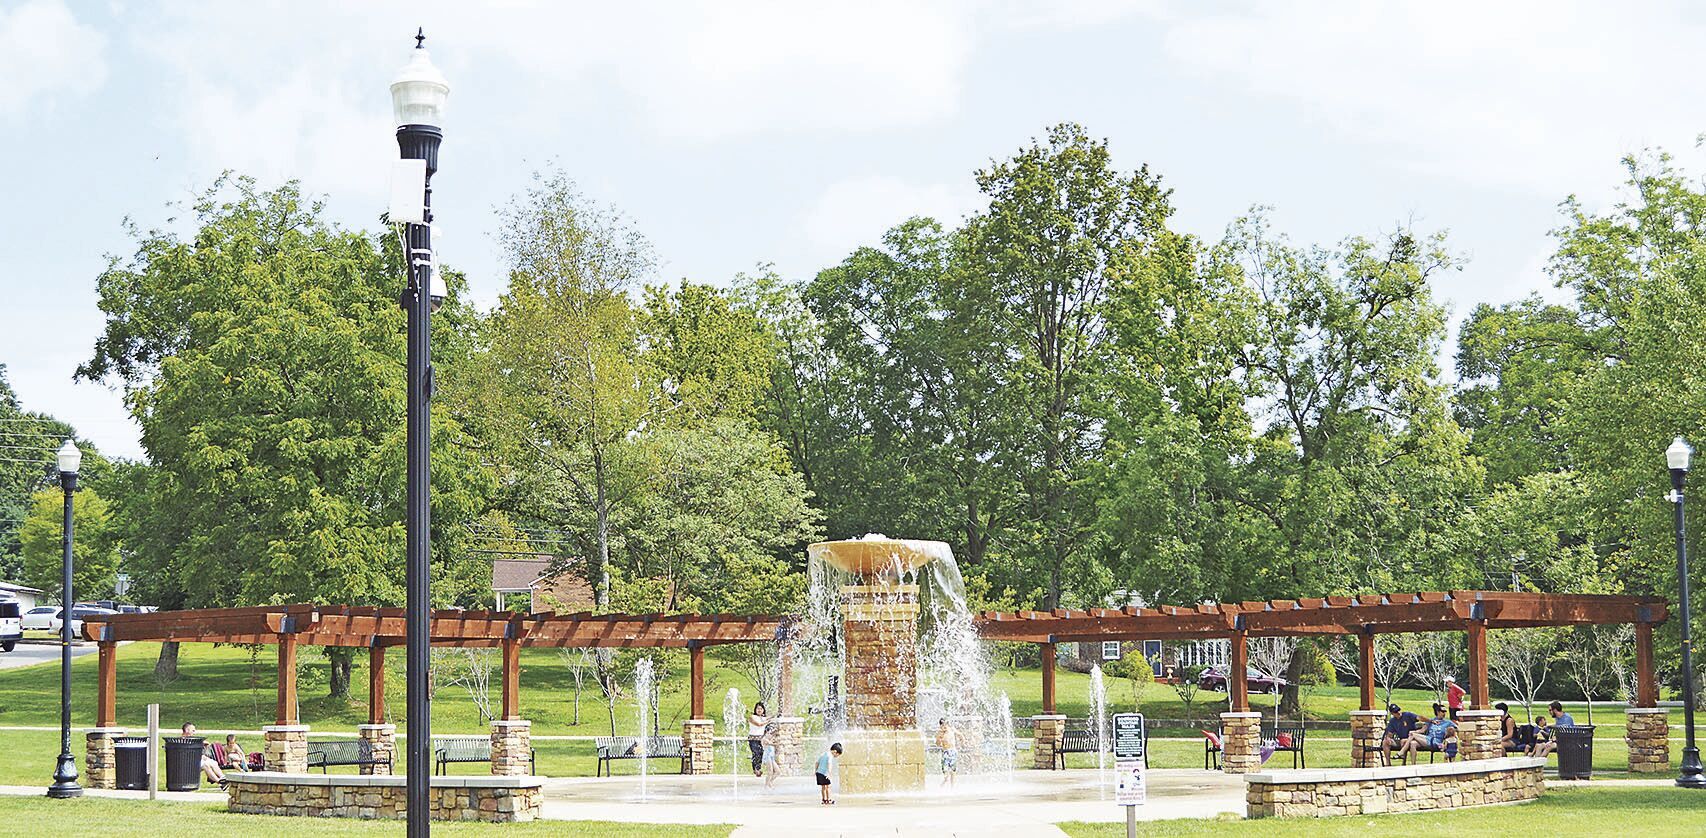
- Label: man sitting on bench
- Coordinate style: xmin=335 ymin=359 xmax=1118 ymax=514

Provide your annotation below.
xmin=1381 ymin=703 xmax=1421 ymax=765
xmin=1397 ymin=703 xmax=1456 ymax=763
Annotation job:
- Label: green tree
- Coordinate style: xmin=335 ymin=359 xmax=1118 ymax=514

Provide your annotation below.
xmin=961 ymin=123 xmax=1175 ymax=607
xmin=78 ymin=176 xmax=493 ymax=696
xmin=18 ymin=486 xmax=120 ymax=601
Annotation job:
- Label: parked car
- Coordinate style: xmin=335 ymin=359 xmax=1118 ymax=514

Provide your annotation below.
xmin=0 ymin=601 xmax=21 ymax=651
xmin=20 ymin=606 xmax=58 ymax=631
xmin=1197 ymin=664 xmax=1288 ymax=693
xmin=19 ymin=606 xmax=116 ymax=638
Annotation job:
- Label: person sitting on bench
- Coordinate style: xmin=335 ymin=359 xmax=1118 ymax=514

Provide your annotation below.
xmin=1397 ymin=703 xmax=1455 ymax=763
xmin=182 ymin=723 xmax=227 ymax=788
xmin=1529 ymin=714 xmax=1556 ymax=758
xmin=1381 ymin=703 xmax=1421 ymax=765
xmin=1495 ymin=703 xmax=1522 ymax=753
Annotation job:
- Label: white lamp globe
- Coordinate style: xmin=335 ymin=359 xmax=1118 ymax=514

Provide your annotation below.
xmin=56 ymin=439 xmax=82 ymax=475
xmin=1668 ymin=436 xmax=1693 ymax=472
xmin=390 ymin=32 xmax=449 ymax=128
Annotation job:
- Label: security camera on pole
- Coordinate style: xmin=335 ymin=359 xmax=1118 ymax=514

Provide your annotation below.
xmin=390 ymin=29 xmax=449 ymax=833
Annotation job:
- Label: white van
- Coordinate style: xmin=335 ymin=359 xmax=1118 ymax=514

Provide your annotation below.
xmin=0 ymin=600 xmax=21 ymax=652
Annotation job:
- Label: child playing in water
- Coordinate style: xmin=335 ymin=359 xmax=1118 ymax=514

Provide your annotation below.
xmin=815 ymin=743 xmax=841 ymax=804
xmin=761 ymin=721 xmax=781 ymax=789
xmin=936 ymin=718 xmax=958 ymax=788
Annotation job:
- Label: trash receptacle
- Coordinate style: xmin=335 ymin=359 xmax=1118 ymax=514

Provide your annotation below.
xmin=1555 ymin=724 xmax=1594 ymax=779
xmin=163 ymin=736 xmax=205 ymax=791
xmin=114 ymin=737 xmax=148 ymax=790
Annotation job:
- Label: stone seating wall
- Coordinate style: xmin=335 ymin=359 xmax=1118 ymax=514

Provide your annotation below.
xmin=227 ymin=772 xmax=541 ymax=823
xmin=1245 ymin=756 xmax=1544 ymax=818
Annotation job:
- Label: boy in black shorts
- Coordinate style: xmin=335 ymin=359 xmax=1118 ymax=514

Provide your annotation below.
xmin=815 ymin=743 xmax=842 ymax=804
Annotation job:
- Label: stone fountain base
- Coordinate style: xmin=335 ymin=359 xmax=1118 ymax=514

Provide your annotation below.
xmin=838 ymin=728 xmax=928 ymax=794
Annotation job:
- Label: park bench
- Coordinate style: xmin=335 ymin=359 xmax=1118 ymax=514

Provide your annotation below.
xmin=1054 ymin=719 xmax=1146 ymax=769
xmin=593 ymin=736 xmax=687 ymax=777
xmin=1204 ymin=722 xmax=1306 ymax=769
xmin=305 ymin=739 xmax=391 ymax=774
xmin=433 ymin=736 xmax=534 ymax=775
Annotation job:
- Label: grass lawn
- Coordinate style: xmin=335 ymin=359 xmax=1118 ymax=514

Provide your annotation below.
xmin=0 ymin=795 xmax=730 ymax=836
xmin=1059 ymin=785 xmax=1706 ymax=836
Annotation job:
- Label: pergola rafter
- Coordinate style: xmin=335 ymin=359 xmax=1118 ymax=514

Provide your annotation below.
xmin=973 ymin=590 xmax=1667 ymax=714
xmin=80 ymin=606 xmax=789 ymax=729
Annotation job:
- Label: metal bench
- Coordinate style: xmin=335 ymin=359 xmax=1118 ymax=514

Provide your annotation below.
xmin=305 ymin=739 xmax=391 ymax=774
xmin=433 ymin=736 xmax=534 ymax=775
xmin=1204 ymin=722 xmax=1306 ymax=769
xmin=593 ymin=736 xmax=687 ymax=777
xmin=1056 ymin=719 xmax=1146 ymax=769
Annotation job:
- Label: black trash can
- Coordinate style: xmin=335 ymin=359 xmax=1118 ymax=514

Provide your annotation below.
xmin=1554 ymin=724 xmax=1595 ymax=779
xmin=163 ymin=736 xmax=205 ymax=791
xmin=114 ymin=737 xmax=148 ymax=790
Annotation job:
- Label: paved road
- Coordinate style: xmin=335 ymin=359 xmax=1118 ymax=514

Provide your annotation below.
xmin=0 ymin=642 xmax=99 ymax=670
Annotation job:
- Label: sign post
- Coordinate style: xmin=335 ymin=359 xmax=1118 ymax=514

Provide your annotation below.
xmin=1112 ymin=713 xmax=1146 ymax=838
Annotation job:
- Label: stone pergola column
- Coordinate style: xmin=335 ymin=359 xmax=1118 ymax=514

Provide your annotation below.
xmin=1456 ymin=621 xmax=1501 ymax=760
xmin=1349 ymin=628 xmax=1382 ymax=767
xmin=359 ymin=643 xmax=395 ymax=774
xmin=264 ymin=631 xmax=309 ymax=772
xmin=85 ymin=638 xmax=124 ymax=789
xmin=1627 ymin=621 xmax=1670 ymax=773
xmin=1032 ymin=714 xmax=1066 ymax=770
xmin=491 ymin=634 xmax=532 ymax=775
xmin=682 ymin=642 xmax=715 ymax=774
xmin=1219 ymin=627 xmax=1262 ymax=773
xmin=770 ymin=716 xmax=804 ymax=774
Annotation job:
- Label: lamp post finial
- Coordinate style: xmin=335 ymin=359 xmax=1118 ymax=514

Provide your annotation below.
xmin=415 ymin=27 xmax=425 ymax=49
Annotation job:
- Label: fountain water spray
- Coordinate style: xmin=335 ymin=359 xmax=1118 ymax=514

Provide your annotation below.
xmin=635 ymin=657 xmax=654 ymax=800
xmin=1090 ymin=664 xmax=1108 ymax=798
xmin=722 ymin=687 xmax=744 ymax=798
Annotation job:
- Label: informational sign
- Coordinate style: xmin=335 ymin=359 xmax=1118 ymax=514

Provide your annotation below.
xmin=1114 ymin=757 xmax=1146 ymax=805
xmin=1112 ymin=712 xmax=1145 ymax=760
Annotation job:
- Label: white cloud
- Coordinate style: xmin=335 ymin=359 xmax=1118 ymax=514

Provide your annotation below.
xmin=1153 ymin=0 xmax=1706 ymax=193
xmin=802 ymin=174 xmax=983 ymax=254
xmin=0 ymin=0 xmax=105 ymax=116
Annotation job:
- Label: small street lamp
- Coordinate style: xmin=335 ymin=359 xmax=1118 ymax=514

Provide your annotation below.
xmin=47 ymin=439 xmax=83 ymax=799
xmin=1669 ymin=436 xmax=1706 ymax=788
xmin=390 ymin=28 xmax=448 ymax=835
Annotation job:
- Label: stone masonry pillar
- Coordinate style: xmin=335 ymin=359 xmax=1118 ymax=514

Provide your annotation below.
xmin=357 ymin=724 xmax=396 ymax=775
xmin=841 ymin=583 xmax=919 ymax=728
xmin=683 ymin=719 xmax=715 ymax=775
xmin=262 ymin=724 xmax=309 ymax=773
xmin=1627 ymin=707 xmax=1671 ymax=773
xmin=85 ymin=728 xmax=126 ymax=790
xmin=1219 ymin=712 xmax=1263 ymax=774
xmin=1032 ymin=714 xmax=1066 ymax=770
xmin=1456 ymin=709 xmax=1502 ymax=761
xmin=491 ymin=719 xmax=533 ymax=776
xmin=771 ymin=717 xmax=804 ymax=774
xmin=1349 ymin=710 xmax=1385 ymax=767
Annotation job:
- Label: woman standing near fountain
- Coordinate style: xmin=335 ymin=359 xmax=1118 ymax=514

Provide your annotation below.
xmin=747 ymin=701 xmax=770 ymax=777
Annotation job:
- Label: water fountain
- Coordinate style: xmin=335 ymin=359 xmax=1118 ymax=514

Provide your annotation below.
xmin=635 ymin=657 xmax=654 ymax=800
xmin=722 ymin=688 xmax=744 ymax=798
xmin=1090 ymin=664 xmax=1108 ymax=797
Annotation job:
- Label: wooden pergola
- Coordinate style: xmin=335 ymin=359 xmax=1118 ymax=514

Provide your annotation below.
xmin=974 ymin=590 xmax=1668 ymax=714
xmin=80 ymin=605 xmax=789 ymax=729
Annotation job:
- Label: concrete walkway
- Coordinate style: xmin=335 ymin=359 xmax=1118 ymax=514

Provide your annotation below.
xmin=0 ymin=643 xmax=101 ymax=671
xmin=0 ymin=784 xmax=225 ymax=803
xmin=536 ymin=768 xmax=1244 ymax=837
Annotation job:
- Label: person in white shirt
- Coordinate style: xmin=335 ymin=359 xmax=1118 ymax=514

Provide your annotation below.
xmin=747 ymin=701 xmax=770 ymax=778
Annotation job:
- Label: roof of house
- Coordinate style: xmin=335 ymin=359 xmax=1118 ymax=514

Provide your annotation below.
xmin=0 ymin=581 xmax=43 ymax=594
xmin=491 ymin=557 xmax=552 ymax=592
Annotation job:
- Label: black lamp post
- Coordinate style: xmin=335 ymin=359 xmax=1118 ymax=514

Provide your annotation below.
xmin=1668 ymin=436 xmax=1706 ymax=788
xmin=390 ymin=29 xmax=448 ymax=834
xmin=47 ymin=439 xmax=82 ymax=799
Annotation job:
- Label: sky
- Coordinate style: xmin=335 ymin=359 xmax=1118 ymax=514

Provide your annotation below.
xmin=5 ymin=0 xmax=1706 ymax=461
